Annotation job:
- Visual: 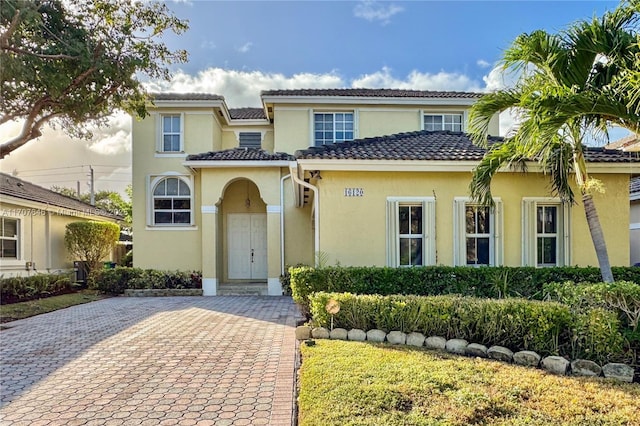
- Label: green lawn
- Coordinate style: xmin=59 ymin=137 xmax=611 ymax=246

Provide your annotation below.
xmin=0 ymin=291 xmax=108 ymax=324
xmin=299 ymin=340 xmax=640 ymax=426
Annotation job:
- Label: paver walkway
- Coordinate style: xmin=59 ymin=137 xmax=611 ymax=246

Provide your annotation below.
xmin=0 ymin=296 xmax=301 ymax=425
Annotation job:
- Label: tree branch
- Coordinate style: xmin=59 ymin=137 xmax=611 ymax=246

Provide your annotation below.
xmin=0 ymin=6 xmax=22 ymax=48
xmin=0 ymin=45 xmax=78 ymax=60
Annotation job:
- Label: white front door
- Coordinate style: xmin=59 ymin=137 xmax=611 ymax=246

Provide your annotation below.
xmin=228 ymin=213 xmax=268 ymax=279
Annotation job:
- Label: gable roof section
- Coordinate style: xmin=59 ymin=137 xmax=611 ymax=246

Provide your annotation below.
xmin=187 ymin=148 xmax=294 ymax=162
xmin=228 ymin=107 xmax=266 ymax=120
xmin=261 ymin=88 xmax=482 ymax=99
xmin=0 ymin=173 xmax=120 ymax=219
xmin=295 ymin=130 xmax=640 ymax=164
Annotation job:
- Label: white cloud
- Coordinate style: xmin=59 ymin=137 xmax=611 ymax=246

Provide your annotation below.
xmin=200 ymin=40 xmax=216 ymax=50
xmin=477 ymin=59 xmax=491 ymax=68
xmin=352 ymin=66 xmax=484 ymax=92
xmin=145 ymin=68 xmax=345 ymax=107
xmin=353 ymin=0 xmax=404 ymax=25
xmin=237 ymin=42 xmax=253 ymax=53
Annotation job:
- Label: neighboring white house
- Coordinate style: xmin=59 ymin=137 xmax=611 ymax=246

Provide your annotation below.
xmin=0 ymin=173 xmax=121 ymax=277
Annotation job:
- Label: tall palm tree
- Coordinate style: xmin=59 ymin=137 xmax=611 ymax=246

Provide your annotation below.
xmin=468 ymin=1 xmax=639 ymax=282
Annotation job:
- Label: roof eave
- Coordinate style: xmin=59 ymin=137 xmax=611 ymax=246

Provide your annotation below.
xmin=183 ymin=160 xmax=291 ymax=168
xmin=261 ymin=95 xmax=478 ymax=106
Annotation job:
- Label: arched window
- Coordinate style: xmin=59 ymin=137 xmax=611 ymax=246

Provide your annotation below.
xmin=152 ymin=177 xmax=191 ymax=225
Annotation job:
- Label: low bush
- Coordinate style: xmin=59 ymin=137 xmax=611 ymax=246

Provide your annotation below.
xmin=0 ymin=273 xmax=74 ymax=304
xmin=544 ymin=281 xmax=640 ymax=364
xmin=89 ymin=267 xmax=202 ymax=294
xmin=291 ymin=265 xmax=640 ymax=315
xmin=308 ymin=292 xmax=629 ymax=363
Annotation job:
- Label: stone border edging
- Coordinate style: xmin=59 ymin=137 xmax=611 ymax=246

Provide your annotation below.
xmin=124 ymin=289 xmax=203 ymax=297
xmin=295 ymin=326 xmax=636 ymax=383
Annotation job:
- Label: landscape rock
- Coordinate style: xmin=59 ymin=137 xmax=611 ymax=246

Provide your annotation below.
xmin=295 ymin=326 xmax=312 ymax=340
xmin=571 ymin=359 xmax=602 ymax=377
xmin=329 ymin=328 xmax=348 ymax=340
xmin=424 ymin=336 xmax=447 ymax=350
xmin=445 ymin=338 xmax=468 ymax=355
xmin=406 ymin=332 xmax=425 ymax=347
xmin=541 ymin=356 xmax=570 ymax=375
xmin=602 ymin=363 xmax=635 ymax=382
xmin=487 ymin=346 xmax=514 ymax=363
xmin=347 ymin=329 xmax=366 ymax=341
xmin=513 ymin=351 xmax=541 ymax=367
xmin=366 ymin=329 xmax=387 ymax=343
xmin=387 ymin=331 xmax=407 ymax=345
xmin=311 ymin=327 xmax=330 ymax=339
xmin=465 ymin=343 xmax=488 ymax=358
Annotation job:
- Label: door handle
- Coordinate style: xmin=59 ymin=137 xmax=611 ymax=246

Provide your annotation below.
xmin=251 ymin=249 xmax=254 ymax=263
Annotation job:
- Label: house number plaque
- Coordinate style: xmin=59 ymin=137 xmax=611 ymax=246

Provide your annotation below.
xmin=344 ymin=188 xmax=364 ymax=197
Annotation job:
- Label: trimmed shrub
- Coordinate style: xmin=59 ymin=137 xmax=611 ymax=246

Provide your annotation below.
xmin=0 ymin=273 xmax=74 ymax=304
xmin=65 ymin=221 xmax=120 ymax=276
xmin=545 ymin=281 xmax=640 ymax=364
xmin=308 ymin=292 xmax=627 ymax=362
xmin=89 ymin=267 xmax=202 ymax=294
xmin=291 ymin=266 xmax=640 ymax=315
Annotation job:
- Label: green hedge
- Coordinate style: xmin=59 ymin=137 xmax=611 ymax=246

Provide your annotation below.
xmin=89 ymin=267 xmax=202 ymax=294
xmin=544 ymin=281 xmax=640 ymax=362
xmin=0 ymin=273 xmax=74 ymax=304
xmin=291 ymin=265 xmax=640 ymax=315
xmin=309 ymin=292 xmax=628 ymax=364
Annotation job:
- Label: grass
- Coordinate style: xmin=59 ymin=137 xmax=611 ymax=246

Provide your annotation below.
xmin=298 ymin=340 xmax=640 ymax=426
xmin=0 ymin=290 xmax=108 ymax=324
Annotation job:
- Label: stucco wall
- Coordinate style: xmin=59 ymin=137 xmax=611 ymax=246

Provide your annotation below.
xmin=312 ymin=170 xmax=630 ymax=268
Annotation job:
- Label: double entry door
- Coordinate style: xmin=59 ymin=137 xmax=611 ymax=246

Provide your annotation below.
xmin=227 ymin=213 xmax=268 ymax=280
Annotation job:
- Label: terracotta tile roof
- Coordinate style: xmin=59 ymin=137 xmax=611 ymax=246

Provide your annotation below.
xmin=606 ymin=133 xmax=640 ymax=152
xmin=228 ymin=108 xmax=266 ymax=120
xmin=187 ymin=148 xmax=294 ymax=162
xmin=295 ymin=130 xmax=640 ymax=163
xmin=150 ymin=92 xmax=224 ymax=101
xmin=261 ymin=88 xmax=483 ymax=99
xmin=0 ymin=173 xmax=120 ymax=219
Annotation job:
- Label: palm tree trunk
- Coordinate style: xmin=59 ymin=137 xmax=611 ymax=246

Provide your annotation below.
xmin=582 ymin=194 xmax=614 ymax=283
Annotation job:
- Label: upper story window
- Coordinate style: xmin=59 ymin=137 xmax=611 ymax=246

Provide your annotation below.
xmin=424 ymin=113 xmax=463 ymax=132
xmin=1 ymin=217 xmax=19 ymax=259
xmin=152 ymin=177 xmax=191 ymax=225
xmin=239 ymin=132 xmax=262 ymax=148
xmin=158 ymin=114 xmax=183 ymax=153
xmin=314 ymin=112 xmax=354 ymax=146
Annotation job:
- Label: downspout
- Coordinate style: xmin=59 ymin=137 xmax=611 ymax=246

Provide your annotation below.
xmin=289 ymin=161 xmax=320 ymax=265
xmin=280 ymin=173 xmax=291 ymax=276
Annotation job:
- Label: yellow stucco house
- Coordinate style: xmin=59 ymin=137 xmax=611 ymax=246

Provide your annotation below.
xmin=0 ymin=173 xmax=120 ymax=277
xmin=131 ymin=89 xmax=639 ymax=296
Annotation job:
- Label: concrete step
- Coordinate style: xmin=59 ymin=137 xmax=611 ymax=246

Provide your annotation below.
xmin=218 ymin=283 xmax=268 ymax=296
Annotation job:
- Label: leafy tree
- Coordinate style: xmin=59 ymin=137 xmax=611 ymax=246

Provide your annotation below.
xmin=0 ymin=0 xmax=188 ymax=158
xmin=51 ymin=184 xmax=132 ymax=226
xmin=468 ymin=2 xmax=640 ymax=282
xmin=65 ymin=221 xmax=120 ymax=276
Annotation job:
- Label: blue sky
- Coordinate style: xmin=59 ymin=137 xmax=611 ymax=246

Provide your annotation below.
xmin=0 ymin=0 xmax=630 ymax=194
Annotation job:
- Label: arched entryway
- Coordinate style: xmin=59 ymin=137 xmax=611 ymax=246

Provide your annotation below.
xmin=220 ymin=179 xmax=268 ymax=285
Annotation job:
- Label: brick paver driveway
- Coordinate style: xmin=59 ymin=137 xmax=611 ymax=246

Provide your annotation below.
xmin=1 ymin=296 xmax=301 ymax=426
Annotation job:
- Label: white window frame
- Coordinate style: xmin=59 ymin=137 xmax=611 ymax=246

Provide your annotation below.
xmin=453 ymin=197 xmax=503 ymax=266
xmin=146 ymin=173 xmax=195 ymax=229
xmin=156 ymin=113 xmax=185 ymax=155
xmin=522 ymin=198 xmax=570 ymax=267
xmin=310 ymin=110 xmax=357 ymax=146
xmin=422 ymin=111 xmax=465 ymax=132
xmin=0 ymin=217 xmax=21 ymax=261
xmin=386 ymin=197 xmax=436 ymax=267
